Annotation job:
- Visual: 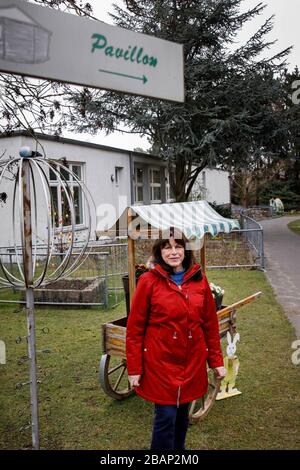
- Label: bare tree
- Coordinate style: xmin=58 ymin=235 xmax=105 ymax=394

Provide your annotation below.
xmin=0 ymin=0 xmax=97 ymax=136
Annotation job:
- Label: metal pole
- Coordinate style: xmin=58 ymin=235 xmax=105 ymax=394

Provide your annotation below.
xmin=104 ymin=254 xmax=108 ymax=309
xmin=261 ymin=228 xmax=265 ymax=270
xmin=22 ymin=159 xmax=39 ymax=450
xmin=9 ymin=248 xmax=16 ymax=293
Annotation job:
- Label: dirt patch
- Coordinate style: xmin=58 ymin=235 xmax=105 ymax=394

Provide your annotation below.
xmin=21 ymin=277 xmax=105 ymax=304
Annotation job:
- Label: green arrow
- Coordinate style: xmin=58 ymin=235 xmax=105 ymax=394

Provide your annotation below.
xmin=99 ymin=69 xmax=148 ymax=84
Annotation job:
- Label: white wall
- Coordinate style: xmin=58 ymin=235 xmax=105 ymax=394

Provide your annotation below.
xmin=0 ymin=136 xmax=23 ymax=159
xmin=204 ymin=168 xmax=230 ymax=204
xmin=191 ymin=168 xmax=230 ymax=205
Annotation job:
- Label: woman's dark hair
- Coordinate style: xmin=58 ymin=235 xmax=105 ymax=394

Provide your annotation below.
xmin=151 ymin=229 xmax=202 ymax=280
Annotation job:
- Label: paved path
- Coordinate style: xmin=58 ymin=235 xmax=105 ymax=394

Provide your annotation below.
xmin=260 ymin=216 xmax=300 ymax=338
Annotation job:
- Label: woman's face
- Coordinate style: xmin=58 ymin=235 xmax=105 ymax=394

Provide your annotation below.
xmin=161 ymin=238 xmax=185 ymax=272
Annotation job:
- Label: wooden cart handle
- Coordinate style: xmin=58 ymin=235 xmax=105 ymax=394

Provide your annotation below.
xmin=217 ymin=291 xmax=262 ymax=320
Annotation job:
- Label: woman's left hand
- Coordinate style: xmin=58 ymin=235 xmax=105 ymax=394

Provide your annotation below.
xmin=213 ymin=366 xmax=227 ymax=380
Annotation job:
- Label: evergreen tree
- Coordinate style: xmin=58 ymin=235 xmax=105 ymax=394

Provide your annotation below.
xmin=232 ymin=66 xmax=300 ymax=208
xmin=69 ymin=0 xmax=292 ymax=201
xmin=253 ymin=67 xmax=300 ymax=210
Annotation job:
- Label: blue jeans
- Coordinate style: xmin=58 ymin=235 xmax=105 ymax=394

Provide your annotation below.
xmin=150 ymin=403 xmax=190 ymax=451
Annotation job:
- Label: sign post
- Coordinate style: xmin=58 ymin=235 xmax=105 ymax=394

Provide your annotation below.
xmin=0 ymin=0 xmax=184 ymax=102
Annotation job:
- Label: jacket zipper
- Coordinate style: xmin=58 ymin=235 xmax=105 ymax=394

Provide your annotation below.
xmin=155 ymin=266 xmax=200 ymax=408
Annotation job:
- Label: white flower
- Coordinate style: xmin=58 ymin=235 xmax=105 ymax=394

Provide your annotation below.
xmin=209 ymin=282 xmax=225 ymax=298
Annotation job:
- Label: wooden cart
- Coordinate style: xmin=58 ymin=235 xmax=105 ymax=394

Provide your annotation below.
xmin=99 ymin=292 xmax=261 ymax=422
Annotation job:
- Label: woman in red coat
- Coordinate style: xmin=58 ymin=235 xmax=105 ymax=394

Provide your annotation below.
xmin=126 ymin=232 xmax=226 ymax=451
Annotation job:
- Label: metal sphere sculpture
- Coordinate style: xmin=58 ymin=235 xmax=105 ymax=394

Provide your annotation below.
xmin=0 ymin=147 xmax=93 ymax=289
xmin=0 ymin=147 xmax=94 ymax=450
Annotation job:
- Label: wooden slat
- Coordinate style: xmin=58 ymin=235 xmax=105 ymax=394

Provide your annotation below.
xmin=106 ymin=347 xmax=126 ymax=359
xmin=106 ymin=335 xmax=126 ymax=347
xmin=106 ymin=340 xmax=126 ymax=353
xmin=105 ymin=322 xmax=126 ymax=335
xmin=105 ymin=327 xmax=126 ymax=339
xmin=219 ymin=322 xmax=230 ymax=333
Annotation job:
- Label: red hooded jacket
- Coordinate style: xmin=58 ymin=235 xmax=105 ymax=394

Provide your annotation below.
xmin=126 ymin=263 xmax=223 ymax=405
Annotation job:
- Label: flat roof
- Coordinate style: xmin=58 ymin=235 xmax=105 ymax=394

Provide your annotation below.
xmin=0 ymin=130 xmax=161 ymax=160
xmin=0 ymin=131 xmax=222 ymax=171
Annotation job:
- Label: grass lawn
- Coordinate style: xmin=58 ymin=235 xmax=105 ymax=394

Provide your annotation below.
xmin=288 ymin=219 xmax=300 ymax=237
xmin=0 ymin=270 xmax=299 ymax=450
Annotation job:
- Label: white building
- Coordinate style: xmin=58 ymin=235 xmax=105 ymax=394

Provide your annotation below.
xmin=0 ymin=132 xmax=231 ymax=247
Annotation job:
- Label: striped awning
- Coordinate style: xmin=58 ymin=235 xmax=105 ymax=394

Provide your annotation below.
xmin=98 ymin=200 xmax=240 ymax=239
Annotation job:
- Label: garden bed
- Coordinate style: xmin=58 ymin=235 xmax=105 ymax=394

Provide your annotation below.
xmin=22 ymin=277 xmax=105 ymax=304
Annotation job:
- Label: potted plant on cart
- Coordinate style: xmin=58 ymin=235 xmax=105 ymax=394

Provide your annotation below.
xmin=209 ymin=282 xmax=225 ymax=311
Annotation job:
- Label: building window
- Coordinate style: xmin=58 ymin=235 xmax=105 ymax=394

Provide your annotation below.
xmin=114 ymin=166 xmax=123 ymax=185
xmin=150 ymin=168 xmax=161 ymax=203
xmin=49 ymin=162 xmax=84 ymax=227
xmin=134 ymin=167 xmax=144 ymax=204
xmin=166 ymin=169 xmax=175 ymax=202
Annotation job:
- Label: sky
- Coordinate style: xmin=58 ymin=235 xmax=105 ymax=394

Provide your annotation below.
xmin=65 ymin=0 xmax=300 ymax=151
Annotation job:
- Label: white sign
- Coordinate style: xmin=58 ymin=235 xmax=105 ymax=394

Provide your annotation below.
xmin=0 ymin=0 xmax=184 ymax=102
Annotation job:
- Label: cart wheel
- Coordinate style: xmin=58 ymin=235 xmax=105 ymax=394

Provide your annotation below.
xmin=189 ymin=368 xmax=221 ymax=423
xmin=99 ymin=354 xmax=134 ymax=400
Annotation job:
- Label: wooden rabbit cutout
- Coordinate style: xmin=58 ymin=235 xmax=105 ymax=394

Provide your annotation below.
xmin=216 ymin=332 xmax=241 ymax=400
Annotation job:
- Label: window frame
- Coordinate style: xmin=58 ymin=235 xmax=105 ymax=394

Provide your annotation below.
xmin=114 ymin=166 xmax=124 ymax=186
xmin=49 ymin=161 xmax=85 ymax=230
xmin=149 ymin=167 xmax=162 ymax=204
xmin=133 ymin=166 xmax=144 ymax=205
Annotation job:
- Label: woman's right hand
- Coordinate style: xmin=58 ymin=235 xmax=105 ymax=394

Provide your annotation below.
xmin=213 ymin=366 xmax=227 ymax=380
xmin=128 ymin=374 xmax=141 ymax=388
